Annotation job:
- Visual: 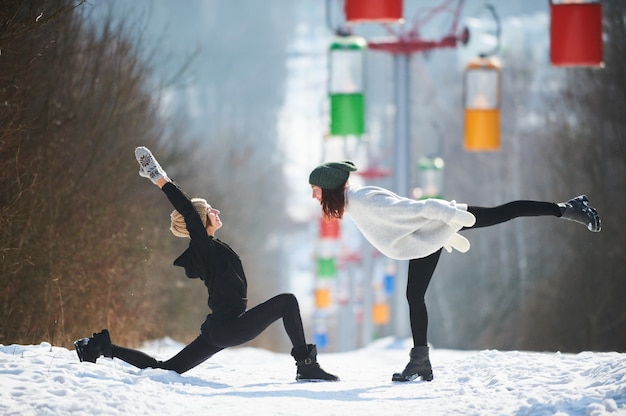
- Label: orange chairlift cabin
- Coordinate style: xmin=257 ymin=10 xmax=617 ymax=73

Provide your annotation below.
xmin=463 ymin=56 xmax=502 ymax=151
xmin=462 ymin=3 xmax=502 ymax=151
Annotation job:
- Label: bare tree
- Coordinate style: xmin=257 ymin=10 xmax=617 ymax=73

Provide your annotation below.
xmin=0 ymin=0 xmax=179 ymax=347
xmin=1 ymin=0 xmax=293 ymax=352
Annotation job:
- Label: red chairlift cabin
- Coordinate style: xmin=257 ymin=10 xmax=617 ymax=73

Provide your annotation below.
xmin=550 ymin=0 xmax=603 ymax=67
xmin=344 ymin=0 xmax=404 ymax=24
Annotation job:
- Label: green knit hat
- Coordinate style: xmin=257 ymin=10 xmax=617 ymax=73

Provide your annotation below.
xmin=308 ymin=160 xmax=357 ymax=189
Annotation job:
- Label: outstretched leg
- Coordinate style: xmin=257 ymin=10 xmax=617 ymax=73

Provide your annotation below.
xmin=464 ymin=200 xmax=561 ymax=229
xmin=464 ymin=196 xmax=600 ymax=232
xmin=112 ymin=336 xmax=223 ymax=374
xmin=75 ymin=329 xmax=222 ymax=374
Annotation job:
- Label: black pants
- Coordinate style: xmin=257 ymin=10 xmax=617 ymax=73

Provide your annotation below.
xmin=406 ymin=201 xmax=562 ymax=347
xmin=111 ymin=293 xmax=306 ymax=373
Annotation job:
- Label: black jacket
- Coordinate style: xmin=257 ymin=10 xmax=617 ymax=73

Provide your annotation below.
xmin=162 ymin=182 xmax=248 ymax=319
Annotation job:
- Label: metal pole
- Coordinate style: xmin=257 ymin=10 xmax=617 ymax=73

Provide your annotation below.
xmin=392 ymin=53 xmax=411 ymax=339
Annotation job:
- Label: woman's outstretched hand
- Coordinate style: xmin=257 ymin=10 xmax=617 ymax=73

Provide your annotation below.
xmin=443 ymin=232 xmax=471 ymax=253
xmin=135 ymin=146 xmax=167 ymax=186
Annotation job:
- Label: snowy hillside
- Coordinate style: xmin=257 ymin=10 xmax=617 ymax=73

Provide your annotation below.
xmin=1 ymin=337 xmax=624 ymax=415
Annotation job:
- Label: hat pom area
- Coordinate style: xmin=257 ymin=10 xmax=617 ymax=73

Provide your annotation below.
xmin=329 ymin=160 xmax=357 ymax=172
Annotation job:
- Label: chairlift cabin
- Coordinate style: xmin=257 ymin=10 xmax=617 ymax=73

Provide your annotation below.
xmin=415 ymin=156 xmax=445 ymax=199
xmin=344 ymin=0 xmax=403 ymax=24
xmin=372 ymin=302 xmax=390 ymax=325
xmin=328 ymin=35 xmax=367 ymax=136
xmin=550 ymin=0 xmax=603 ymax=67
xmin=319 ymin=217 xmax=340 ymax=239
xmin=315 ymin=257 xmax=336 ymax=309
xmin=463 ymin=56 xmax=501 ymax=151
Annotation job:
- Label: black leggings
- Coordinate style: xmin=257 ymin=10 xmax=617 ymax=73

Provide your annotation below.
xmin=111 ymin=293 xmax=306 ymax=373
xmin=406 ymin=201 xmax=561 ymax=347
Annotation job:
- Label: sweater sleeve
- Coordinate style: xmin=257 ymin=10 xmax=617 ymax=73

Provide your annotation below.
xmin=345 ymin=185 xmax=475 ymax=259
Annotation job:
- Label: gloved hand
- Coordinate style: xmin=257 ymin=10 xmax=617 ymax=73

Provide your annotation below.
xmin=449 ymin=201 xmax=476 ymax=228
xmin=443 ymin=232 xmax=471 ymax=253
xmin=135 ymin=146 xmax=167 ymax=184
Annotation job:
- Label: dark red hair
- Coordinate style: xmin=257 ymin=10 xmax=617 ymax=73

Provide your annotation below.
xmin=321 ymin=185 xmax=347 ymax=220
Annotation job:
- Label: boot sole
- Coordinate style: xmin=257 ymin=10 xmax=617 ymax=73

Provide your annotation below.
xmin=392 ymin=372 xmax=433 ymax=382
xmin=296 ymin=378 xmax=339 ymax=382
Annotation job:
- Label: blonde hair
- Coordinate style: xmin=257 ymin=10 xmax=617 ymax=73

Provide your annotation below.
xmin=170 ymin=198 xmax=210 ymax=238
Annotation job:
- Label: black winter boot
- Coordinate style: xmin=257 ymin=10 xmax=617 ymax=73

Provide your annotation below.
xmin=75 ymin=329 xmax=113 ymax=363
xmin=291 ymin=344 xmax=339 ymax=382
xmin=392 ymin=346 xmax=433 ymax=382
xmin=558 ymin=195 xmax=601 ymax=232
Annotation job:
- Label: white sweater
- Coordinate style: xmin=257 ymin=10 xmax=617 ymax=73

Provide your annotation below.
xmin=344 ymin=185 xmax=477 ymax=260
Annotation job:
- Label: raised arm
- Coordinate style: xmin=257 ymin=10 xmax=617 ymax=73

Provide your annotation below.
xmin=135 ymin=147 xmax=209 ymax=241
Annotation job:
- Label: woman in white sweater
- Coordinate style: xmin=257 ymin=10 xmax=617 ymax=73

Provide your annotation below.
xmin=308 ymin=160 xmax=601 ymax=382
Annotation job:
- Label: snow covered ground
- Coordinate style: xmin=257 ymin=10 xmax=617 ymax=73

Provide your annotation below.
xmin=1 ymin=337 xmax=624 ymax=416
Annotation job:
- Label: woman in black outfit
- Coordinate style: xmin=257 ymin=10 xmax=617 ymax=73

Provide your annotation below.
xmin=74 ymin=147 xmax=338 ymax=382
